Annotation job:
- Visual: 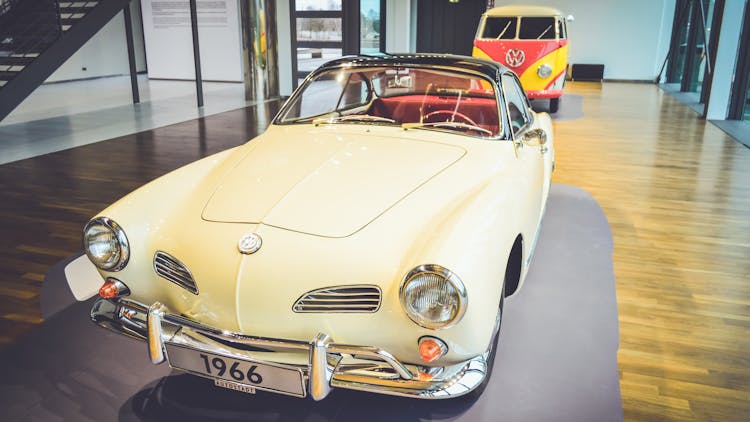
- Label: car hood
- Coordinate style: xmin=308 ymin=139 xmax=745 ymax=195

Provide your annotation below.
xmin=201 ymin=126 xmax=467 ymax=237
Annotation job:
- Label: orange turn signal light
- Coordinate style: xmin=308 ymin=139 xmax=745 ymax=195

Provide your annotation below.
xmin=419 ymin=337 xmax=447 ymax=363
xmin=417 ymin=372 xmax=435 ymax=381
xmin=99 ymin=278 xmax=130 ymax=299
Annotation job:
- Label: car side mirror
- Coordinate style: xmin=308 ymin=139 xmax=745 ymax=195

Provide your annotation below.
xmin=523 ymin=128 xmax=547 ymax=146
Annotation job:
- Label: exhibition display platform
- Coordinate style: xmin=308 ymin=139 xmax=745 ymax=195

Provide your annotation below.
xmin=1 ymin=184 xmax=621 ymax=422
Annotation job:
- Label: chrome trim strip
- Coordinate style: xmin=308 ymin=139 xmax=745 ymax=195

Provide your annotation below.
xmin=293 ymin=285 xmax=382 ymax=313
xmin=90 ymin=298 xmax=488 ymax=399
xmin=153 ymin=251 xmax=199 ymax=295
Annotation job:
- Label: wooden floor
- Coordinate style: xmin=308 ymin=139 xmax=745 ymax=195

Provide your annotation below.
xmin=551 ymin=83 xmax=750 ymax=421
xmin=0 ymin=83 xmax=748 ymax=420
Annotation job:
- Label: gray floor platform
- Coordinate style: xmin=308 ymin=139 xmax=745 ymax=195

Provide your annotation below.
xmin=1 ymin=184 xmax=621 ymax=421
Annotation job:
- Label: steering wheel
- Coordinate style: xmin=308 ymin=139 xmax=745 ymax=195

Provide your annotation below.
xmin=423 ymin=110 xmax=479 ymax=127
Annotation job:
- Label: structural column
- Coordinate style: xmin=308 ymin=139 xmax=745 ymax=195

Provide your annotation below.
xmin=239 ymin=0 xmax=280 ymax=102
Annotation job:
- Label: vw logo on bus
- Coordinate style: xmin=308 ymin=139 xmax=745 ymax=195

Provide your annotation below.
xmin=505 ymin=49 xmax=526 ymax=68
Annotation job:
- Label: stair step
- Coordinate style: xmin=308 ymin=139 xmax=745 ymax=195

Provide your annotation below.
xmin=0 ymin=65 xmax=25 ymax=72
xmin=61 ymin=17 xmax=85 ymax=25
xmin=58 ymin=6 xmax=98 ymax=14
xmin=0 ymin=70 xmax=21 ymax=81
xmin=58 ymin=2 xmax=98 ymax=8
xmin=8 ymin=53 xmax=40 ymax=58
xmin=0 ymin=56 xmax=35 ymax=65
xmin=60 ymin=13 xmax=86 ymax=19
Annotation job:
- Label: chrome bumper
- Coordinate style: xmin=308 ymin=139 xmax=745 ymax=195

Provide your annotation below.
xmin=90 ymin=298 xmax=488 ymax=400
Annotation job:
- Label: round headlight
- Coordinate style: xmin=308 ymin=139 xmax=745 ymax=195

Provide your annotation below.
xmin=83 ymin=217 xmax=129 ymax=271
xmin=537 ymin=63 xmax=553 ymax=78
xmin=400 ymin=265 xmax=467 ymax=329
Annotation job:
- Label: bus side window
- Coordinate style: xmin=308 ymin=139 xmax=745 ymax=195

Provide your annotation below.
xmin=559 ymin=18 xmax=567 ymax=39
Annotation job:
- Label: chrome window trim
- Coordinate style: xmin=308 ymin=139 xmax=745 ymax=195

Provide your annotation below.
xmin=399 ymin=264 xmax=468 ymax=330
xmin=83 ymin=216 xmax=130 ymax=272
xmin=500 ymin=71 xmax=533 ymax=140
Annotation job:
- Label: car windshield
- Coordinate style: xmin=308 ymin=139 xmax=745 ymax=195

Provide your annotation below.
xmin=278 ymin=66 xmax=502 ymax=138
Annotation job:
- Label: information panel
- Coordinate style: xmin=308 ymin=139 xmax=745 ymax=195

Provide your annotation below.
xmin=140 ymin=0 xmax=243 ymax=81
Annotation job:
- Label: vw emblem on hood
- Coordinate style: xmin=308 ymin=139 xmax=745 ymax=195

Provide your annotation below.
xmin=238 ymin=233 xmax=262 ymax=254
xmin=505 ymin=49 xmax=526 ymax=68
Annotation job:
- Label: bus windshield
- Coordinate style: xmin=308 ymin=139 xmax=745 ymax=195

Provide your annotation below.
xmin=518 ymin=17 xmax=556 ymax=40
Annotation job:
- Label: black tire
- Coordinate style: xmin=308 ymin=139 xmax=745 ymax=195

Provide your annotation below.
xmin=461 ymin=292 xmax=504 ymax=401
xmin=549 ymin=97 xmax=560 ymax=113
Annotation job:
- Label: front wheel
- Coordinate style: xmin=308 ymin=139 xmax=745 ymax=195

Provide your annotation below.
xmin=549 ymin=97 xmax=560 ymax=113
xmin=461 ymin=293 xmax=504 ymax=400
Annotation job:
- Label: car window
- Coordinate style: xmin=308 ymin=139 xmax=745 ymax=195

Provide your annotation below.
xmin=480 ymin=17 xmax=517 ymax=39
xmin=338 ymin=73 xmax=370 ymax=109
xmin=501 ymin=73 xmax=529 ymax=135
xmin=519 ymin=17 xmax=556 ymax=40
xmin=557 ymin=18 xmax=566 ymax=39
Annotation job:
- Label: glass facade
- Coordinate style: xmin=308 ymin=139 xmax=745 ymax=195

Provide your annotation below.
xmin=291 ymin=0 xmax=385 ymax=86
xmin=359 ymin=0 xmax=381 ymax=54
xmin=665 ymin=0 xmax=722 ymax=115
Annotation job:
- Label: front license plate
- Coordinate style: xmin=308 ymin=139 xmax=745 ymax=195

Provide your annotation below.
xmin=165 ymin=344 xmax=306 ymax=397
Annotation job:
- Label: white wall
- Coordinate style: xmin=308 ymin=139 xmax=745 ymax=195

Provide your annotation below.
xmin=277 ymin=0 xmax=293 ymax=96
xmin=140 ymin=0 xmax=243 ymax=81
xmin=385 ymin=0 xmax=413 ymax=53
xmin=47 ymin=2 xmax=147 ymax=82
xmin=490 ymin=0 xmax=677 ymax=81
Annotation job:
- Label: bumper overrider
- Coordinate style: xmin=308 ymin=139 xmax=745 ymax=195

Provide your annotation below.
xmin=90 ymin=298 xmax=488 ymax=400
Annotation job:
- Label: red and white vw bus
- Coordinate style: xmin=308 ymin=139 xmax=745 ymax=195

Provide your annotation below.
xmin=473 ymin=6 xmax=570 ymax=113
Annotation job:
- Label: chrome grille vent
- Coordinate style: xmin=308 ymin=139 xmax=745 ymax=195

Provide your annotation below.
xmin=153 ymin=251 xmax=198 ymax=294
xmin=293 ymin=285 xmax=381 ymax=313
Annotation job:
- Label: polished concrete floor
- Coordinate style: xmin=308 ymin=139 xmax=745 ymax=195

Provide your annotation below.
xmin=0 ymin=82 xmax=748 ymax=421
xmin=0 ymin=75 xmax=257 ymax=165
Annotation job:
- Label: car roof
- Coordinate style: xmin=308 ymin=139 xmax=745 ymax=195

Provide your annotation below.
xmin=485 ymin=5 xmax=564 ymax=17
xmin=317 ymin=53 xmax=509 ymax=82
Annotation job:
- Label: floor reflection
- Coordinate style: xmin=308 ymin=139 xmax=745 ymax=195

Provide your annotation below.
xmin=120 ymin=374 xmax=476 ymax=422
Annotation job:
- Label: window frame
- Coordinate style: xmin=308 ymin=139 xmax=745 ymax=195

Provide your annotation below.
xmin=500 ymin=72 xmax=533 ymax=138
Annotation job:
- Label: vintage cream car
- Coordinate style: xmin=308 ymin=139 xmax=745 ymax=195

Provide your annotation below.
xmin=87 ymin=54 xmax=554 ymax=400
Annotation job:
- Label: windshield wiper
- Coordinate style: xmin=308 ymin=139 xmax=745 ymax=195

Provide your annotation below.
xmin=313 ymin=115 xmax=395 ymax=125
xmin=497 ymin=21 xmax=512 ymax=39
xmin=537 ymin=24 xmax=553 ymax=39
xmin=402 ymin=121 xmax=493 ymax=136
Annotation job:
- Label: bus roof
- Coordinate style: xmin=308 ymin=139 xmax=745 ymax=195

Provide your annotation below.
xmin=485 ymin=5 xmax=564 ymax=17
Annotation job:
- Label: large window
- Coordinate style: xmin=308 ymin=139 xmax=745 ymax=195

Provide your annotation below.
xmin=727 ymin=1 xmax=750 ymax=123
xmin=665 ymin=0 xmax=721 ymax=113
xmin=291 ymin=0 xmax=385 ymax=87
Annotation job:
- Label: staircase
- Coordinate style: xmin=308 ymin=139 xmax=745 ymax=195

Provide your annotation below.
xmin=0 ymin=0 xmax=132 ymax=121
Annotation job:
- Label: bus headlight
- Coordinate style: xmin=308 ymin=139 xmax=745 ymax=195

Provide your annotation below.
xmin=537 ymin=64 xmax=553 ymax=78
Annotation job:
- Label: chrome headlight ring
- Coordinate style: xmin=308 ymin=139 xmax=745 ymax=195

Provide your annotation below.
xmin=537 ymin=63 xmax=553 ymax=78
xmin=399 ymin=264 xmax=468 ymax=330
xmin=83 ymin=216 xmax=130 ymax=271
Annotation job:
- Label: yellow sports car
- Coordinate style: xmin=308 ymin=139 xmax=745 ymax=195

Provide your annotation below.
xmin=86 ymin=54 xmax=554 ymax=400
